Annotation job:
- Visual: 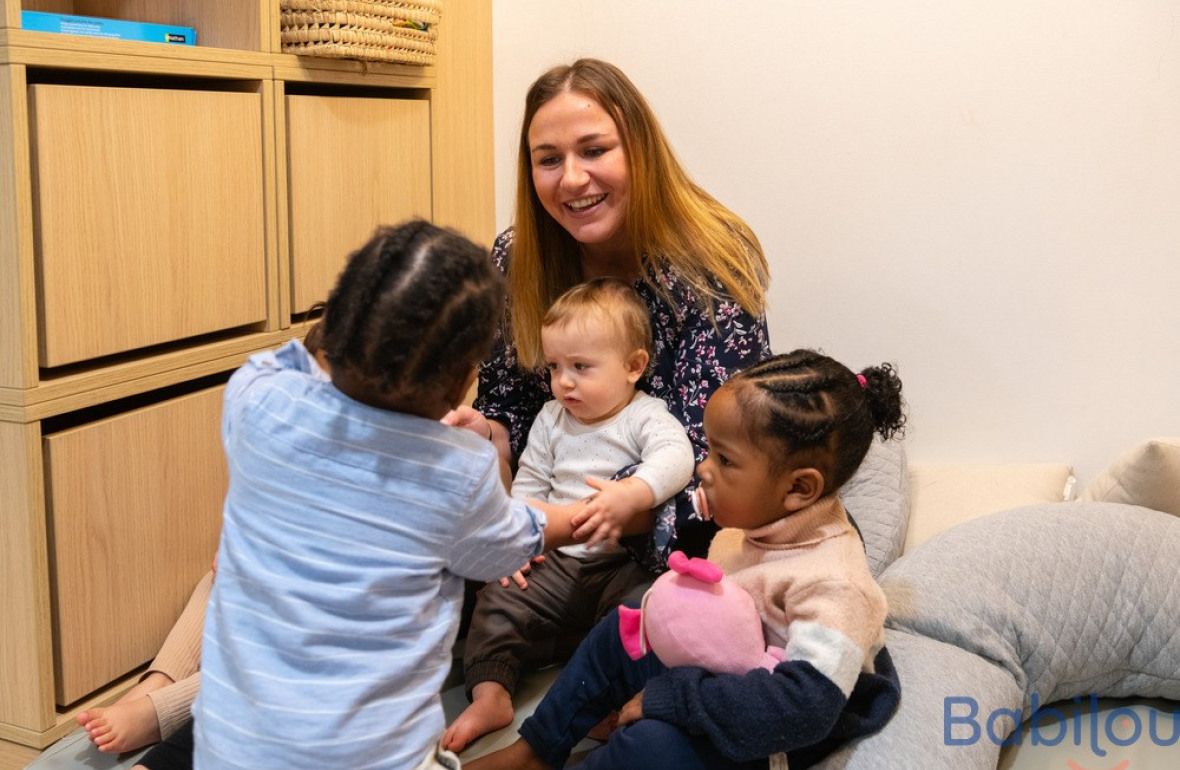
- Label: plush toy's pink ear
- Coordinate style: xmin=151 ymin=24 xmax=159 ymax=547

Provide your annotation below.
xmin=617 ymin=605 xmax=646 ymax=660
xmin=668 ymin=551 xmax=723 ymax=584
xmin=667 ymin=550 xmax=691 ymax=574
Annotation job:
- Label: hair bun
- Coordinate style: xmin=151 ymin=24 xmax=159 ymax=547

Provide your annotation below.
xmin=859 ymin=363 xmax=906 ymax=440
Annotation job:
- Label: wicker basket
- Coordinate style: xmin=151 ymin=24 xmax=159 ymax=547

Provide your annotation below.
xmin=279 ymin=1 xmax=442 ymax=65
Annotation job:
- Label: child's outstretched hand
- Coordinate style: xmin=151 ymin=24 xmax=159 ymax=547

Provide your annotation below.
xmin=617 ymin=689 xmax=644 ymax=726
xmin=441 ymin=405 xmax=492 ymax=440
xmin=571 ymin=476 xmax=654 ymax=547
xmin=499 ymin=555 xmax=546 ymax=589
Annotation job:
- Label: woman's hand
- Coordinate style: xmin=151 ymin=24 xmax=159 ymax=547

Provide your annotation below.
xmin=441 ymin=405 xmax=492 ymax=439
xmin=617 ymin=689 xmax=644 ymax=726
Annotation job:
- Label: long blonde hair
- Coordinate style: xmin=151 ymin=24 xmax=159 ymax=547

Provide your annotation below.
xmin=510 ymin=58 xmax=769 ymax=369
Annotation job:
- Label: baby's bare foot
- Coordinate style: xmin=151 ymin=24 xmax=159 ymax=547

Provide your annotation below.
xmin=441 ymin=682 xmax=514 ymax=753
xmin=77 ymin=697 xmax=161 ymax=753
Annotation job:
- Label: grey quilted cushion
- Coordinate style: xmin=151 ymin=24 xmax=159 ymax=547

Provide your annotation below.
xmin=840 ymin=437 xmax=909 ymax=578
xmin=881 ymin=502 xmax=1180 ymax=713
xmin=816 ymin=628 xmax=1022 ymax=770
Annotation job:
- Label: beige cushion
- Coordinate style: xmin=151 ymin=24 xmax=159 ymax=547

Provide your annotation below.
xmin=904 ymin=463 xmax=1073 ymax=552
xmin=1079 ymin=437 xmax=1180 ymax=516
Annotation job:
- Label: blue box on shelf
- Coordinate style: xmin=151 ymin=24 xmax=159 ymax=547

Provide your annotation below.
xmin=21 ymin=10 xmax=196 ymax=46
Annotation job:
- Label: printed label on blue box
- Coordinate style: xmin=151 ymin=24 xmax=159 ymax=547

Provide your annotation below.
xmin=21 ymin=10 xmax=196 ymax=46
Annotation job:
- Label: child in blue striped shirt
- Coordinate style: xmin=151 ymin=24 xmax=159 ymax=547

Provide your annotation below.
xmin=192 ymin=221 xmax=578 ymax=770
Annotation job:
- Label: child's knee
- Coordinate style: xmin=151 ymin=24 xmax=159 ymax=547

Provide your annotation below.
xmin=602 ymin=720 xmax=700 ymax=769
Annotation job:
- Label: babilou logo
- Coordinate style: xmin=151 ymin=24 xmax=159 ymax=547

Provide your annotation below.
xmin=944 ymin=693 xmax=1179 ymax=761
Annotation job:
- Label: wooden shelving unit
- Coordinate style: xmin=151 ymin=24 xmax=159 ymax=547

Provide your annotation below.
xmin=0 ymin=0 xmax=493 ymax=748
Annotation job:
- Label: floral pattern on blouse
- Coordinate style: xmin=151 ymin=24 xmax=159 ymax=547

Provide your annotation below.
xmin=474 ymin=228 xmax=771 ymax=570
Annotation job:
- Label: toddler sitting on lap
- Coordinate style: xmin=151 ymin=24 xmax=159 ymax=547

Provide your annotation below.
xmin=445 ymin=278 xmax=695 ymax=751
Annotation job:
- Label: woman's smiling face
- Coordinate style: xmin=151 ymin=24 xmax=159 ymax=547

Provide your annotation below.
xmin=527 ymin=90 xmax=631 ymax=259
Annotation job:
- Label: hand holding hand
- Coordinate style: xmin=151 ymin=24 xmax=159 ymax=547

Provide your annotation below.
xmin=441 ymin=405 xmax=492 ymax=440
xmin=570 ymin=476 xmax=653 ymax=546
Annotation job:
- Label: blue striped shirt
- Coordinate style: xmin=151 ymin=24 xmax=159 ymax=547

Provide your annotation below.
xmin=194 ymin=341 xmax=545 ymax=769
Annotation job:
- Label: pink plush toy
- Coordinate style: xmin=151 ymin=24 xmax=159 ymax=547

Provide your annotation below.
xmin=617 ymin=551 xmax=784 ymax=674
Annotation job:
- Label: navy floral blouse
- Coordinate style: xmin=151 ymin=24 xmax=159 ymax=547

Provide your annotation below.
xmin=474 ymin=229 xmax=771 ymax=570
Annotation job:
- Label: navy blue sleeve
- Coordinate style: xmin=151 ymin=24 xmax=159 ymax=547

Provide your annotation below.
xmin=641 ymin=649 xmax=902 ymax=763
xmin=640 ymin=660 xmax=847 ymax=761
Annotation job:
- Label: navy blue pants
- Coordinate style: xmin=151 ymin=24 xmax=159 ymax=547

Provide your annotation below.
xmin=518 ymin=607 xmax=767 ymax=770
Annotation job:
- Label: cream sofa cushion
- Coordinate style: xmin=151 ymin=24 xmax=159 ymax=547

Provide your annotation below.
xmin=904 ymin=463 xmax=1072 ymax=552
xmin=1079 ymin=437 xmax=1180 ymax=516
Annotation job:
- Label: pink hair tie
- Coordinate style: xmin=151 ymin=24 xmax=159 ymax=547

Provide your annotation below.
xmin=856 ymin=373 xmax=868 ymax=389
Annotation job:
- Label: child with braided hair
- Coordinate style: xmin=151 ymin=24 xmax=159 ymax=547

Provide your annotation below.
xmin=191 ymin=221 xmax=582 ymax=770
xmin=467 ymin=349 xmax=905 ymax=770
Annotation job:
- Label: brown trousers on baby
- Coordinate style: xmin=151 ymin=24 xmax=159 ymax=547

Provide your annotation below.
xmin=461 ymin=549 xmax=652 ymax=699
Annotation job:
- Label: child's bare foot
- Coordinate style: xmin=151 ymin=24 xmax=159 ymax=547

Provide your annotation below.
xmin=441 ymin=681 xmax=514 ymax=752
xmin=462 ymin=738 xmax=551 ymax=770
xmin=76 ymin=671 xmax=173 ymax=753
xmin=76 ymin=697 xmax=161 ymax=753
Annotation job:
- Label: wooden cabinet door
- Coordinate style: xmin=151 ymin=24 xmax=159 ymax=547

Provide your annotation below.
xmin=286 ymin=94 xmax=432 ymax=312
xmin=43 ymin=386 xmax=226 ymax=705
xmin=30 ymin=84 xmax=267 ymax=367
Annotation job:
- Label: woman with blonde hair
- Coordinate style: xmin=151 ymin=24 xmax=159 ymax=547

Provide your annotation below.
xmin=443 ymin=58 xmax=772 ymax=751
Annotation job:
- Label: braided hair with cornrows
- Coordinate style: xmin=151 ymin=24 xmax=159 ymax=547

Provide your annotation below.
xmin=728 ymin=349 xmax=906 ymax=495
xmin=319 ymin=220 xmax=505 ymax=404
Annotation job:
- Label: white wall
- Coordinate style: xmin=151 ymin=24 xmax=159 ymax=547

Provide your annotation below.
xmin=492 ymin=0 xmax=1180 ymax=485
